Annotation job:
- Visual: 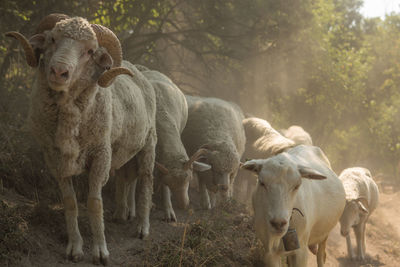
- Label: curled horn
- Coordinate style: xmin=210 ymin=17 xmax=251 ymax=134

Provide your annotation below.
xmin=35 ymin=13 xmax=70 ymax=34
xmin=98 ymin=67 xmax=134 ymax=87
xmin=5 ymin=13 xmax=69 ymax=68
xmin=184 ymin=148 xmax=209 ymax=170
xmin=5 ymin=32 xmax=37 ymax=67
xmin=91 ymin=24 xmax=134 ymax=86
xmin=155 ymin=162 xmax=169 ymax=175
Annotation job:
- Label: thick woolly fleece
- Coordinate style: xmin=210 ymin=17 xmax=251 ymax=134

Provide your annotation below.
xmin=182 ymin=96 xmax=246 ymax=207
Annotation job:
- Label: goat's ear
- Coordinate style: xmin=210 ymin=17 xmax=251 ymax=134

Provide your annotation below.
xmin=241 ymin=160 xmax=262 ymax=174
xmin=357 ymin=200 xmax=369 ymax=215
xmin=192 ymin=161 xmax=211 ymax=172
xmin=298 ymin=165 xmax=326 ymax=180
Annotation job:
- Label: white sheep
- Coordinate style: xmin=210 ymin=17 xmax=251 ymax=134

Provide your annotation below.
xmin=242 ymin=145 xmax=346 ymax=267
xmin=181 ymin=96 xmax=246 ymax=209
xmin=139 ymin=67 xmax=211 ymax=222
xmin=339 ymin=167 xmax=379 ymax=261
xmin=281 ymin=125 xmax=313 ymax=146
xmin=234 ymin=117 xmax=296 ymax=204
xmin=7 ymin=15 xmax=157 ymax=265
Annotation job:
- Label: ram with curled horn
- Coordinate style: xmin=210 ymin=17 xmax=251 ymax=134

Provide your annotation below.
xmin=6 ymin=14 xmax=158 ymax=265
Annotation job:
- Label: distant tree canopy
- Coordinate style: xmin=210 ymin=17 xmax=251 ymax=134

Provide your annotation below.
xmin=1 ymin=0 xmax=400 ymax=180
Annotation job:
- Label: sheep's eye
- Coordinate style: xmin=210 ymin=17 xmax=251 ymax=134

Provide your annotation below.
xmin=293 ymin=184 xmax=300 ymax=191
xmin=51 ymin=37 xmax=55 ymax=43
xmin=88 ymin=49 xmax=94 ymax=55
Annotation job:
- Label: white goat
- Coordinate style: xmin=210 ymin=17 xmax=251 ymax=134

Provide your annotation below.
xmin=182 ymin=96 xmax=246 ymax=209
xmin=234 ymin=117 xmax=296 ymax=204
xmin=7 ymin=15 xmax=156 ymax=265
xmin=281 ymin=125 xmax=313 ymax=146
xmin=139 ymin=68 xmax=211 ymax=221
xmin=242 ymin=145 xmax=345 ymax=267
xmin=339 ymin=167 xmax=379 ymax=261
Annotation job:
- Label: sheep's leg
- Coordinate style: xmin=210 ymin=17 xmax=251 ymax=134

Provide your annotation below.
xmin=135 ymin=134 xmax=156 ymax=239
xmin=57 ymin=177 xmax=84 ymax=262
xmin=354 ymin=222 xmax=366 ymax=260
xmin=317 ymin=237 xmax=328 ymax=267
xmin=198 ymin=173 xmax=211 ymax=209
xmin=210 ymin=191 xmax=217 ymax=208
xmin=114 ymin=172 xmax=130 ymax=221
xmin=346 ymin=232 xmax=354 ymax=260
xmin=162 ymin=184 xmax=177 ymax=222
xmin=360 ymin=220 xmax=367 ymax=260
xmin=127 ymin=178 xmax=137 ymax=220
xmin=87 ymin=148 xmax=111 ymax=265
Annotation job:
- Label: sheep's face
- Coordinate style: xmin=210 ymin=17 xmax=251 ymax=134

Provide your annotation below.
xmin=162 ymin=166 xmax=193 ymax=209
xmin=157 ymin=159 xmax=211 ymax=209
xmin=199 ymin=142 xmax=240 ymax=196
xmin=339 ymin=200 xmax=369 ymax=236
xmin=242 ymin=154 xmax=326 ymax=242
xmin=32 ymin=18 xmax=112 ymax=92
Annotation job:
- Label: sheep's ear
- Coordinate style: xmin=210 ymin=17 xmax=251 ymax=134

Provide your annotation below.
xmin=357 ymin=200 xmax=369 ymax=215
xmin=29 ymin=34 xmax=46 ymax=50
xmin=192 ymin=161 xmax=211 ymax=172
xmin=241 ymin=160 xmax=262 ymax=174
xmin=94 ymin=49 xmax=113 ymax=70
xmin=298 ymin=165 xmax=326 ymax=180
xmin=155 ymin=162 xmax=169 ymax=175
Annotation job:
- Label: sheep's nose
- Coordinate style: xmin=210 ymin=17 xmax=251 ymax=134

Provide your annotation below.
xmin=50 ymin=66 xmax=69 ymax=82
xmin=217 ymin=184 xmax=229 ymax=192
xmin=270 ymin=218 xmax=287 ymax=232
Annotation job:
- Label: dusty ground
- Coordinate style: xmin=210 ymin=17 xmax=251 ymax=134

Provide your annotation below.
xmin=308 ymin=188 xmax=400 ymax=267
xmin=0 ymin=185 xmax=259 ymax=267
xmin=1 ymin=182 xmax=400 ymax=266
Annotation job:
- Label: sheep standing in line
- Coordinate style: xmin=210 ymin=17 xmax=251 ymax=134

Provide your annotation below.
xmin=339 ymin=167 xmax=379 ymax=261
xmin=281 ymin=125 xmax=313 ymax=146
xmin=182 ymin=96 xmax=246 ymax=209
xmin=139 ymin=67 xmax=211 ymax=221
xmin=7 ymin=15 xmax=157 ymax=264
xmin=242 ymin=145 xmax=346 ymax=267
xmin=234 ymin=117 xmax=296 ymax=204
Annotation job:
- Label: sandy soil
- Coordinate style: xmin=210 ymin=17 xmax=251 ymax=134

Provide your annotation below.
xmin=308 ymin=190 xmax=400 ymax=267
xmin=1 ymin=186 xmax=400 ymax=266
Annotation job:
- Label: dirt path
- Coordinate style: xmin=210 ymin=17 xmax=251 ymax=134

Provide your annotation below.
xmin=2 ymin=188 xmax=400 ymax=266
xmin=309 ymin=191 xmax=400 ymax=267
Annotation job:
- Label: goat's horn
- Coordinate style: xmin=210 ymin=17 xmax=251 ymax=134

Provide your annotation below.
xmin=155 ymin=162 xmax=169 ymax=175
xmin=97 ymin=67 xmax=134 ymax=87
xmin=5 ymin=32 xmax=37 ymax=67
xmin=91 ymin=24 xmax=122 ymax=68
xmin=35 ymin=13 xmax=70 ymax=34
xmin=184 ymin=148 xmax=209 ymax=170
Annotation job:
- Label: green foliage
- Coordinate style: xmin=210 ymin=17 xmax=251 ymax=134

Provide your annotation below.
xmin=1 ymin=0 xmax=400 ymax=187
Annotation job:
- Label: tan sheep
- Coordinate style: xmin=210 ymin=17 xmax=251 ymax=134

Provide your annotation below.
xmin=339 ymin=167 xmax=379 ymax=261
xmin=7 ymin=15 xmax=157 ymax=265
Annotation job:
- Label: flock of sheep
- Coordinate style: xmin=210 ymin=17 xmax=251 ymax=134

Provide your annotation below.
xmin=6 ymin=14 xmax=380 ymax=266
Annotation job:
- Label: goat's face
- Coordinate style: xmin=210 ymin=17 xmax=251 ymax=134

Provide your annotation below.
xmin=242 ymin=154 xmax=326 ymax=242
xmin=339 ymin=199 xmax=369 ymax=236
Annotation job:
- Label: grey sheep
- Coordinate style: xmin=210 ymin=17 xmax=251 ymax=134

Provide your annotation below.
xmin=7 ymin=15 xmax=157 ymax=265
xmin=182 ymin=96 xmax=246 ymax=209
xmin=139 ymin=68 xmax=211 ymax=222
